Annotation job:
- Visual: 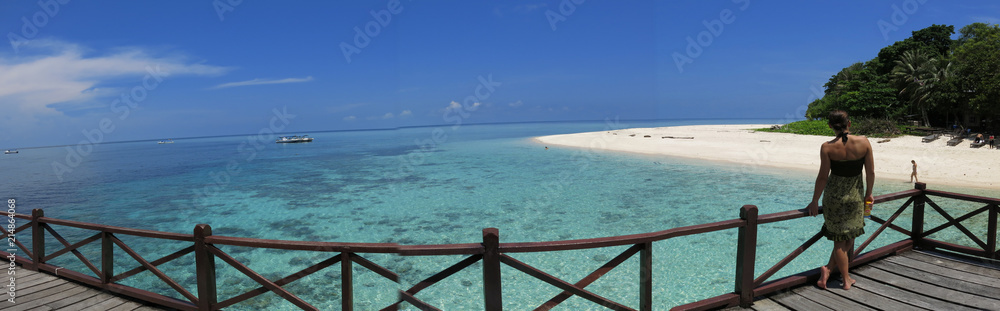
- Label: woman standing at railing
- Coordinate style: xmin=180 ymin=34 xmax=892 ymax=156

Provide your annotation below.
xmin=806 ymin=110 xmax=875 ymax=290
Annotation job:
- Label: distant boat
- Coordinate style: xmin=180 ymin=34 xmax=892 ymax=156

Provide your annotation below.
xmin=4 ymin=149 xmax=17 ymax=154
xmin=276 ymin=135 xmax=313 ymax=143
xmin=158 ymin=139 xmax=174 ymax=144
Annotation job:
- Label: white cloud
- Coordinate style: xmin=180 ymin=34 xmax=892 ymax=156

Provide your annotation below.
xmin=382 ymin=112 xmax=395 ymax=119
xmin=445 ymin=101 xmax=480 ymax=111
xmin=0 ymin=41 xmax=230 ymax=131
xmin=399 ymin=110 xmax=412 ymax=117
xmin=508 ymin=100 xmax=524 ymax=107
xmin=343 ymin=115 xmax=356 ymax=121
xmin=210 ymin=76 xmax=313 ymax=89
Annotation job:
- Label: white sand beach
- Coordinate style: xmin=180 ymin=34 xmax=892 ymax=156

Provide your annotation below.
xmin=536 ymin=124 xmax=1000 ymax=190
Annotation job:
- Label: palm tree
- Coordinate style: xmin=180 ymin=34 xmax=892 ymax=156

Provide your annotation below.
xmin=829 ymin=62 xmax=865 ymax=95
xmin=892 ymin=51 xmax=938 ymax=126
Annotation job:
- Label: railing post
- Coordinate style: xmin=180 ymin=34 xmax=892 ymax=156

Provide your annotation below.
xmin=987 ymin=203 xmax=997 ymax=260
xmin=194 ymin=224 xmax=217 ymax=311
xmin=639 ymin=242 xmax=652 ymax=311
xmin=912 ymin=183 xmax=926 ymax=249
xmin=341 ymin=252 xmax=353 ymax=311
xmin=735 ymin=205 xmax=758 ymax=308
xmin=102 ymin=232 xmax=113 ymax=283
xmin=483 ymin=228 xmax=502 ymax=311
xmin=30 ymin=209 xmax=44 ymax=271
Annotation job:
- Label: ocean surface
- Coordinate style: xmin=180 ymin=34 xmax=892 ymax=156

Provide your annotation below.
xmin=2 ymin=119 xmax=995 ymax=310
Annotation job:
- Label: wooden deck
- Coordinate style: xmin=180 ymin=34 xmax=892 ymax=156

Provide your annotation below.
xmin=3 ymin=268 xmax=169 ymax=311
xmin=725 ymin=250 xmax=1000 ymax=311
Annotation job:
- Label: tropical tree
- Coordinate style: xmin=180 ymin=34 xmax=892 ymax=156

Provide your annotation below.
xmin=953 ymin=23 xmax=1000 ymax=118
xmin=891 ymin=50 xmax=938 ymax=126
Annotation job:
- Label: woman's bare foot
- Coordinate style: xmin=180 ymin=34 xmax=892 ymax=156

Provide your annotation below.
xmin=817 ymin=266 xmax=830 ymax=289
xmin=842 ymin=278 xmax=856 ymax=290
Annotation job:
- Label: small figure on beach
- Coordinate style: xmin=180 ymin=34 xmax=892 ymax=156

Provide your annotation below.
xmin=990 ymin=135 xmax=995 ymax=149
xmin=806 ymin=110 xmax=874 ymax=291
xmin=910 ymin=160 xmax=918 ymax=183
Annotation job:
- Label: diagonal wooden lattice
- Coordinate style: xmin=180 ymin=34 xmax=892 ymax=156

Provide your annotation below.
xmin=40 ymin=224 xmax=199 ymax=304
xmin=1 ymin=221 xmax=34 ymax=258
xmin=382 ymin=254 xmax=483 ymax=310
xmin=207 ymin=246 xmax=399 ymax=310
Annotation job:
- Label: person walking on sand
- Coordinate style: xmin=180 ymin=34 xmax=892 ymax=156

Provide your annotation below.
xmin=910 ymin=160 xmax=918 ymax=183
xmin=807 ymin=110 xmax=874 ymax=291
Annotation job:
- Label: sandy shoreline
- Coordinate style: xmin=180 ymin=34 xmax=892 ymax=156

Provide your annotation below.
xmin=536 ymin=124 xmax=1000 ymax=190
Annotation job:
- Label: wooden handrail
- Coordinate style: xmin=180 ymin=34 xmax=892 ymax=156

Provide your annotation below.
xmin=5 ymin=182 xmax=997 ymax=310
xmin=204 ymin=235 xmax=397 ymax=253
xmin=499 ymin=219 xmax=744 ymax=253
xmin=39 ymin=216 xmax=194 ymax=241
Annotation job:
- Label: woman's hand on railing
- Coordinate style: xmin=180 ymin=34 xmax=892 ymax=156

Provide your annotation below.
xmin=806 ymin=201 xmax=819 ymax=217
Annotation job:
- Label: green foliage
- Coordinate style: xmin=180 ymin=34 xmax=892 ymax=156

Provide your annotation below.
xmin=874 ymin=24 xmax=955 ymax=75
xmin=953 ymin=23 xmax=1000 ymax=116
xmin=806 ymin=23 xmax=1000 ymax=131
xmin=757 ymin=120 xmax=834 ymax=136
xmin=758 ymin=119 xmax=902 ymax=138
xmin=850 ymin=118 xmax=902 ymax=138
xmin=811 ymin=61 xmax=898 ymax=120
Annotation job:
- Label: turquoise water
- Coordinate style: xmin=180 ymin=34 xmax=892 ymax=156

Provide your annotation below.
xmin=2 ymin=120 xmax=996 ymax=310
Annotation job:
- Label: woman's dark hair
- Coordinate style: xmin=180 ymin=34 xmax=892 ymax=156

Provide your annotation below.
xmin=828 ymin=110 xmax=849 ymax=142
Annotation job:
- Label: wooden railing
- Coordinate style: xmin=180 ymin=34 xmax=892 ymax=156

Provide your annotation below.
xmin=3 ymin=182 xmax=997 ymax=310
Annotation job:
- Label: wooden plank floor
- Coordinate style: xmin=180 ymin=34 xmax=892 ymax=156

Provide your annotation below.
xmin=1 ymin=268 xmax=171 ymax=311
xmin=726 ymin=250 xmax=1000 ymax=311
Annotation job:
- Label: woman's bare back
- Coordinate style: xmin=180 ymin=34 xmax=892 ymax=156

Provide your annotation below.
xmin=824 ymin=135 xmax=870 ymax=161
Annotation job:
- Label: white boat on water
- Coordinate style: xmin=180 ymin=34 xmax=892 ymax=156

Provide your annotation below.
xmin=4 ymin=149 xmax=18 ymax=154
xmin=276 ymin=135 xmax=313 ymax=143
xmin=158 ymin=139 xmax=174 ymax=144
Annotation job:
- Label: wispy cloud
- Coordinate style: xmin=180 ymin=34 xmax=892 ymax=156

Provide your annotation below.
xmin=326 ymin=103 xmax=367 ymax=114
xmin=494 ymin=3 xmax=547 ymax=17
xmin=343 ymin=115 xmax=356 ymax=121
xmin=211 ymin=76 xmax=313 ymax=89
xmin=508 ymin=100 xmax=524 ymax=107
xmin=362 ymin=110 xmax=411 ymax=121
xmin=0 ymin=40 xmax=230 ymax=133
xmin=514 ymin=3 xmax=547 ymax=13
xmin=445 ymin=100 xmax=480 ymax=111
xmin=971 ymin=16 xmax=1000 ymax=24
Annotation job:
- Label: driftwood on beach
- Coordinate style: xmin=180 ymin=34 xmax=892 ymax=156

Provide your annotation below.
xmin=661 ymin=136 xmax=694 ymax=139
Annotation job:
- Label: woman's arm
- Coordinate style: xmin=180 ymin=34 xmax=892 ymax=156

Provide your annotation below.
xmin=864 ymin=138 xmax=875 ymax=202
xmin=807 ymin=144 xmax=830 ymax=216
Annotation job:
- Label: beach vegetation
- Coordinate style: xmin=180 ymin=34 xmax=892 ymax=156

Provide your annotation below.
xmin=757 ymin=120 xmax=834 ymax=136
xmin=806 ymin=23 xmax=1000 ymax=134
xmin=759 ymin=119 xmax=902 ymax=138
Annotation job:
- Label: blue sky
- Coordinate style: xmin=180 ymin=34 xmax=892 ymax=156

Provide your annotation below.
xmin=1 ymin=1 xmax=997 ymax=147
